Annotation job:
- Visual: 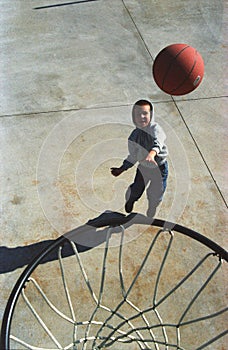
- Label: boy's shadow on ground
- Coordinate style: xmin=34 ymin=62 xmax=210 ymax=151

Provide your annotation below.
xmin=0 ymin=212 xmax=154 ymax=274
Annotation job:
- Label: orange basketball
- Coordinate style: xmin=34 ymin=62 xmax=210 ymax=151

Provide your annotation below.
xmin=152 ymin=43 xmax=204 ymax=95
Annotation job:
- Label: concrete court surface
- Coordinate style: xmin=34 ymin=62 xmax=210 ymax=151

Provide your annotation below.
xmin=0 ymin=0 xmax=227 ymax=349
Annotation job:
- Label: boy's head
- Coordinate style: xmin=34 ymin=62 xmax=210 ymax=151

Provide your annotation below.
xmin=132 ymin=99 xmax=153 ymax=128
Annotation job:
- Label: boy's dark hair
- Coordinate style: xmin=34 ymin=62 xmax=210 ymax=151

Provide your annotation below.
xmin=132 ymin=99 xmax=153 ymax=123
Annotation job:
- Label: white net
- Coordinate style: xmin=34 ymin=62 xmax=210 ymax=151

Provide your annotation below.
xmin=5 ymin=220 xmax=228 ymax=350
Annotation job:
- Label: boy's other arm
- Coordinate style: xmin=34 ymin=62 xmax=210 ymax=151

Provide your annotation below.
xmin=110 ymin=156 xmax=135 ymax=177
xmin=111 ymin=133 xmax=137 ymax=177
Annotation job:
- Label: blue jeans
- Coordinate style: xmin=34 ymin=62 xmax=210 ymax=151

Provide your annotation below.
xmin=125 ymin=161 xmax=168 ymax=210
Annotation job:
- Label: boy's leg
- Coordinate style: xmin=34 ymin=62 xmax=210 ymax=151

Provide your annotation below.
xmin=146 ymin=161 xmax=169 ymax=217
xmin=125 ymin=166 xmax=149 ymax=213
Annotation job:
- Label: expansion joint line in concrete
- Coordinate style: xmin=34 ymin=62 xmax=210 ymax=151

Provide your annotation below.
xmin=173 ymin=99 xmax=228 ymax=209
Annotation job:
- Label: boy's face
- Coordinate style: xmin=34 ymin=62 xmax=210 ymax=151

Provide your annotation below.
xmin=134 ymin=104 xmax=151 ymax=128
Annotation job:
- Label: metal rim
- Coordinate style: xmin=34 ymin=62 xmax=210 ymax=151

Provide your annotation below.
xmin=1 ymin=214 xmax=227 ymax=349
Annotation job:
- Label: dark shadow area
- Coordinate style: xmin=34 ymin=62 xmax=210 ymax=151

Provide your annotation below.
xmin=0 ymin=239 xmax=91 ymax=274
xmin=34 ymin=0 xmax=99 ymax=10
xmin=1 ymin=211 xmax=152 ymax=274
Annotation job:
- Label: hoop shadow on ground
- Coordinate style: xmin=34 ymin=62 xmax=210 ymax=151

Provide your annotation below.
xmin=0 ymin=238 xmax=95 ymax=274
xmin=0 ymin=212 xmax=152 ymax=274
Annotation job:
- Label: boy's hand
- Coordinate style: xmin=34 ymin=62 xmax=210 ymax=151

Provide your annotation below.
xmin=111 ymin=167 xmax=124 ymax=177
xmin=145 ymin=150 xmax=157 ymax=165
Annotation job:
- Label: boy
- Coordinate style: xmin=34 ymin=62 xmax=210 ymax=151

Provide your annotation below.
xmin=111 ymin=99 xmax=168 ymax=217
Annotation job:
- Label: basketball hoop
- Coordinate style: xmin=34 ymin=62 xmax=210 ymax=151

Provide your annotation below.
xmin=1 ymin=213 xmax=227 ymax=349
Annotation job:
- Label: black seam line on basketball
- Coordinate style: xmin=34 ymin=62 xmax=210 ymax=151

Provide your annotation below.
xmin=162 ymin=45 xmax=190 ymax=90
xmin=121 ymin=0 xmax=154 ymax=61
xmin=172 ymin=99 xmax=228 ymax=209
xmin=170 ymin=50 xmax=197 ymax=94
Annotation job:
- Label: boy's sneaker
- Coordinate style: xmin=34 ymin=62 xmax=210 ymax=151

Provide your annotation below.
xmin=125 ymin=199 xmax=135 ymax=213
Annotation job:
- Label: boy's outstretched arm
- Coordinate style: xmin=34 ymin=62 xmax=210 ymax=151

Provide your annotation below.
xmin=144 ymin=150 xmax=157 ymax=165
